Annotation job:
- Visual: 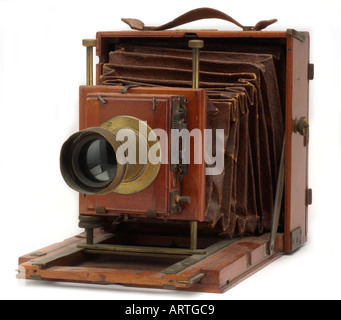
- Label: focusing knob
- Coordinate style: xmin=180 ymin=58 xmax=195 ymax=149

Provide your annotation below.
xmin=188 ymin=39 xmax=204 ymax=49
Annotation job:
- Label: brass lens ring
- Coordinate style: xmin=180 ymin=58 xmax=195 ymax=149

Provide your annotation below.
xmin=101 ymin=115 xmax=161 ymax=195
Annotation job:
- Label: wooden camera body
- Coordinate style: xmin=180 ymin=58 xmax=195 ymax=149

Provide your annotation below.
xmin=18 ymin=9 xmax=312 ymax=293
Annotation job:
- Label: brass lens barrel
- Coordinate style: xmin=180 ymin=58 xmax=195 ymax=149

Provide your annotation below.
xmin=60 ymin=116 xmax=161 ymax=195
xmin=60 ymin=127 xmax=126 ymax=195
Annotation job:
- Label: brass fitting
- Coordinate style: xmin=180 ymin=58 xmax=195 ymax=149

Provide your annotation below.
xmin=60 ymin=115 xmax=161 ymax=195
xmin=188 ymin=40 xmax=204 ymax=89
xmin=82 ymin=39 xmax=97 ymax=86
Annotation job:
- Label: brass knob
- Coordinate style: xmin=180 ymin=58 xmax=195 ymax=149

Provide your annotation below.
xmin=82 ymin=39 xmax=97 ymax=47
xmin=294 ymin=117 xmax=308 ymax=135
xmin=294 ymin=117 xmax=309 ymax=146
xmin=176 ymin=195 xmax=191 ymax=205
xmin=188 ymin=39 xmax=204 ymax=49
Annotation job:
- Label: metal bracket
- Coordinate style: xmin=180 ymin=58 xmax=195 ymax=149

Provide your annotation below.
xmin=162 ymin=237 xmax=238 ymax=274
xmin=286 ymin=29 xmax=306 ymax=42
xmin=171 ymin=96 xmax=187 ymax=131
xmin=170 ymin=96 xmax=188 ymax=179
xmin=177 ymin=273 xmax=205 ymax=285
xmin=30 ymin=251 xmax=47 ymax=258
xmin=306 ymin=188 xmax=313 ymax=206
xmin=169 ymin=189 xmax=191 ymax=214
xmin=290 ymin=227 xmax=302 ymax=252
xmin=97 ymin=95 xmax=106 ymax=104
xmin=170 ymin=189 xmax=182 ymax=213
xmin=308 ymin=64 xmax=315 ymax=80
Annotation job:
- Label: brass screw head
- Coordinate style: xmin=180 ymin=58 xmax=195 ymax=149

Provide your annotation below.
xmin=188 ymin=39 xmax=204 ymax=49
xmin=82 ymin=39 xmax=97 ymax=47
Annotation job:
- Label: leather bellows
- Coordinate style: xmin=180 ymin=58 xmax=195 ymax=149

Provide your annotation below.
xmin=99 ymin=40 xmax=285 ymax=237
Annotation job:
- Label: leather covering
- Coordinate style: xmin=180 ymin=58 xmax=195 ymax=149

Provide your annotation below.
xmin=99 ymin=44 xmax=284 ymax=236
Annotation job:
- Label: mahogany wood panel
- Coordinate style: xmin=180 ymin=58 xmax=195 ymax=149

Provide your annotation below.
xmin=79 ymin=86 xmax=207 ymax=221
xmin=284 ymin=33 xmax=310 ymax=252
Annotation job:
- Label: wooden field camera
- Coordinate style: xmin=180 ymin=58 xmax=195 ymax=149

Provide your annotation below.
xmin=18 ymin=8 xmax=312 ymax=293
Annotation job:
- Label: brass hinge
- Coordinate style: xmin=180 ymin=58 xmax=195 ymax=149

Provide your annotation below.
xmin=308 ymin=64 xmax=314 ymax=80
xmin=306 ymin=188 xmax=313 ymax=206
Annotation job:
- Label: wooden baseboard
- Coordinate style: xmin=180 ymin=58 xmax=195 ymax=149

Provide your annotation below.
xmin=17 ymin=229 xmax=284 ymax=293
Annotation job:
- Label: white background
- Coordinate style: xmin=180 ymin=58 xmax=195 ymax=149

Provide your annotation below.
xmin=0 ymin=0 xmax=340 ymax=300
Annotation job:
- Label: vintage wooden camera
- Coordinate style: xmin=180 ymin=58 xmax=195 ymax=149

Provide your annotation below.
xmin=18 ymin=8 xmax=312 ymax=293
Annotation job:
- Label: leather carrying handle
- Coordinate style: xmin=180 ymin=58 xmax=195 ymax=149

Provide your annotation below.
xmin=122 ymin=8 xmax=277 ymax=31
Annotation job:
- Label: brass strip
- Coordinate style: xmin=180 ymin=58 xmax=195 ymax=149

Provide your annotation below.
xmin=32 ymin=246 xmax=83 ymax=268
xmin=32 ymin=233 xmax=113 ymax=267
xmin=77 ymin=243 xmax=207 ymax=256
xmin=162 ymin=237 xmax=239 ymax=274
xmin=82 ymin=249 xmax=190 ymax=259
xmin=177 ymin=272 xmax=206 ymax=285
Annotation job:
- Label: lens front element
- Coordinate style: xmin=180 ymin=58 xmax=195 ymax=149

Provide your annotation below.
xmin=79 ymin=138 xmax=117 ymax=183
